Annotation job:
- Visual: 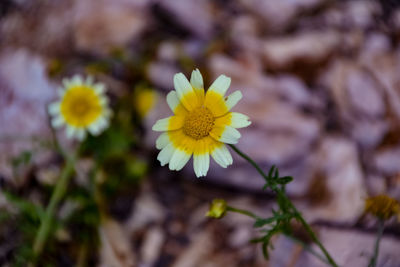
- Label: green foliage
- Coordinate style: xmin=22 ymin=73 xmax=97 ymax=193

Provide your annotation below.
xmin=4 ymin=191 xmax=44 ymax=226
xmin=249 ymin=165 xmax=298 ymax=259
xmin=2 ymin=192 xmax=46 ymax=264
xmin=262 ymin=165 xmax=293 ymax=191
xmin=11 ymin=151 xmax=32 ymax=169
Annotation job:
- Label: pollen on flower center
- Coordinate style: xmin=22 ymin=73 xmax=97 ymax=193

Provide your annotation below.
xmin=183 ymin=106 xmax=215 ymax=140
xmin=72 ymin=98 xmax=91 ymax=116
xmin=60 ymin=87 xmax=102 ymax=127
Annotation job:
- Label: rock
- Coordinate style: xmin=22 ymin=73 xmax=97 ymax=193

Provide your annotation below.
xmin=140 ymin=226 xmax=165 ymax=266
xmin=73 ymin=0 xmax=148 ymax=55
xmin=350 ymin=120 xmax=388 ymax=148
xmin=157 ymin=41 xmax=180 ymax=62
xmin=125 ymin=190 xmax=166 ymax=234
xmin=269 ymin=227 xmax=400 ymax=267
xmin=147 ymin=62 xmax=180 ymax=91
xmin=0 ymin=49 xmax=56 ymax=182
xmin=304 ymin=137 xmax=366 ymax=223
xmin=99 ymin=218 xmax=136 ymax=267
xmin=318 ymin=60 xmax=388 ymax=148
xmin=360 ymin=32 xmax=391 ymax=64
xmin=229 ymin=15 xmax=262 ymax=54
xmin=365 ymin=174 xmax=387 ymax=196
xmin=362 ymin=51 xmax=400 ymax=121
xmin=154 ymin=0 xmax=214 ymax=39
xmin=238 ymin=0 xmax=326 ymax=32
xmin=373 ymin=146 xmax=400 ymax=175
xmin=274 ymin=74 xmax=322 ymax=108
xmin=0 ymin=0 xmax=74 ymax=55
xmin=262 ymin=31 xmax=341 ymax=70
xmin=241 ymin=99 xmax=321 ymax=163
xmin=311 ymin=227 xmax=400 ymax=267
xmin=345 ymin=68 xmax=385 ymax=118
xmin=172 ymin=230 xmax=214 ymax=267
xmin=343 ymin=0 xmax=380 ymax=29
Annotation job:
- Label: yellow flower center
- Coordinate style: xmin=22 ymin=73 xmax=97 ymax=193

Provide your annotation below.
xmin=183 ymin=107 xmax=215 ymax=140
xmin=60 ymin=86 xmax=103 ymax=127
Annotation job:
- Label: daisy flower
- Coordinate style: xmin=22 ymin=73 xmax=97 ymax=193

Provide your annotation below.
xmin=48 ymin=75 xmax=112 ymax=140
xmin=152 ymin=69 xmax=251 ymax=177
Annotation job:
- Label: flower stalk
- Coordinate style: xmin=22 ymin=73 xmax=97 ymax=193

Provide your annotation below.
xmin=33 ymin=151 xmax=77 ymax=258
xmin=368 ymin=220 xmax=384 ymax=267
xmin=229 ymin=144 xmax=339 ymax=267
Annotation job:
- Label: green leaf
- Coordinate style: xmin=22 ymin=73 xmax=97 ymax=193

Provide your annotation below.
xmin=262 ymin=242 xmax=269 ymax=259
xmin=4 ymin=192 xmax=45 ymax=221
xmin=276 ymin=176 xmax=293 ymax=184
xmin=267 ymin=165 xmax=276 ymax=179
xmin=254 ymin=217 xmax=278 ymax=228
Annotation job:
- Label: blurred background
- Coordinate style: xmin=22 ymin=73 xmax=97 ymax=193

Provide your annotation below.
xmin=1 ymin=0 xmax=400 ymax=266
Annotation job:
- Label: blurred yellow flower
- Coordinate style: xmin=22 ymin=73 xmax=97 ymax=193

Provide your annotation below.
xmin=152 ymin=69 xmax=250 ymax=177
xmin=206 ymin=199 xmax=227 ymax=219
xmin=365 ymin=195 xmax=400 ymax=220
xmin=48 ymin=75 xmax=112 ymax=140
xmin=134 ymin=88 xmax=158 ymax=118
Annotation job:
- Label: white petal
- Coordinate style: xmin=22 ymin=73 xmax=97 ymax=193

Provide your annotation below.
xmin=93 ymin=117 xmax=105 ymax=130
xmin=190 ymin=69 xmax=203 ymax=90
xmin=51 ymin=116 xmax=65 ymax=128
xmin=94 ymin=84 xmax=106 ymax=95
xmin=211 ymin=145 xmax=233 ymax=168
xmin=88 ymin=123 xmax=101 ymax=136
xmin=208 ymin=75 xmax=231 ymax=96
xmin=230 ymin=112 xmax=251 ymax=128
xmin=225 ymin=90 xmax=242 ymax=110
xmin=210 ymin=126 xmax=241 ymax=144
xmin=71 ymin=75 xmax=83 ymax=86
xmin=98 ymin=120 xmax=109 ymax=133
xmin=100 ymin=96 xmax=109 ymax=106
xmin=156 ymin=132 xmax=170 ymax=150
xmin=62 ymin=78 xmax=72 ymax=89
xmin=75 ymin=128 xmax=86 ymax=141
xmin=103 ymin=108 xmax=113 ymax=118
xmin=166 ymin=91 xmax=180 ymax=112
xmin=157 ymin=144 xmax=175 ymax=166
xmin=85 ymin=75 xmax=94 ymax=85
xmin=48 ymin=102 xmax=60 ymax=116
xmin=66 ymin=126 xmax=76 ymax=139
xmin=152 ymin=116 xmax=183 ymax=132
xmin=173 ymin=73 xmax=196 ymax=110
xmin=57 ymin=87 xmax=65 ymax=97
xmin=169 ymin=149 xmax=191 ymax=171
xmin=152 ymin=117 xmax=171 ymax=132
xmin=193 ymin=153 xmax=210 ymax=177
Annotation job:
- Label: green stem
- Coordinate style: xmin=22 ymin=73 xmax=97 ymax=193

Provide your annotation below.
xmin=292 ymin=206 xmax=338 ymax=267
xmin=368 ymin=220 xmax=384 ymax=267
xmin=33 ymin=152 xmax=77 ymax=258
xmin=229 ymin=144 xmax=339 ymax=267
xmin=229 ymin=144 xmax=275 ymax=188
xmin=286 ymin=234 xmax=331 ymax=266
xmin=227 ymin=205 xmax=330 ymax=265
xmin=227 ymin=206 xmax=260 ymax=220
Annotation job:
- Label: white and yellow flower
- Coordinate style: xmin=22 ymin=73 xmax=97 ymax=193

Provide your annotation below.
xmin=152 ymin=69 xmax=251 ymax=177
xmin=48 ymin=75 xmax=112 ymax=140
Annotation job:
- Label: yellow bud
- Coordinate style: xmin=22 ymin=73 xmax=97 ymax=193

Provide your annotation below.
xmin=206 ymin=199 xmax=227 ymax=219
